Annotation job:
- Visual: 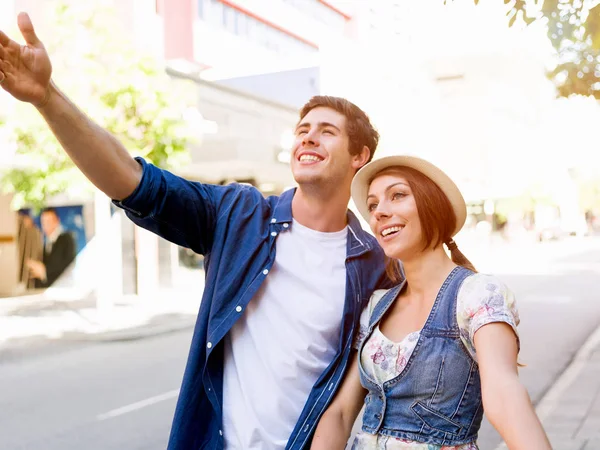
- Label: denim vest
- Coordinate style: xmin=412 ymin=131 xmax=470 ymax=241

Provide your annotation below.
xmin=357 ymin=266 xmax=483 ymax=446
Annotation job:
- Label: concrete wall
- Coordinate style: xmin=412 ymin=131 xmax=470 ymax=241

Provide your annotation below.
xmin=215 ymin=66 xmax=320 ymax=110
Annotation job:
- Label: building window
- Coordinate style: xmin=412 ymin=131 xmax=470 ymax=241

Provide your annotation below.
xmin=198 ymin=0 xmax=317 ymax=54
xmin=283 ymin=0 xmax=346 ymax=31
xmin=237 ymin=12 xmax=248 ymax=36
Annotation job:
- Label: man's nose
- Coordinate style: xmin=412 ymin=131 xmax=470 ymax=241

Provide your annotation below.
xmin=302 ymin=129 xmax=319 ymax=146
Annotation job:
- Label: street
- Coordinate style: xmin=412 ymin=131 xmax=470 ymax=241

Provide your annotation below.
xmin=0 ymin=332 xmax=190 ymax=450
xmin=470 ymin=236 xmax=600 ymax=448
xmin=0 ymin=237 xmax=599 ymax=449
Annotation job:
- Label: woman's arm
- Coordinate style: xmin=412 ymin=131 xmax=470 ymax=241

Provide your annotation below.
xmin=475 ymin=322 xmax=551 ymax=450
xmin=311 ymin=351 xmax=367 ymax=449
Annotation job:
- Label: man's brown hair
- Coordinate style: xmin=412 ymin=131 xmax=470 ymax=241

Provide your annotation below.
xmin=299 ymin=96 xmax=379 ymax=164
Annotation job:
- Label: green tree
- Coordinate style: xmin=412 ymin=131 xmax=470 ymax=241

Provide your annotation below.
xmin=0 ymin=1 xmax=192 ymax=210
xmin=451 ymin=0 xmax=600 ymax=99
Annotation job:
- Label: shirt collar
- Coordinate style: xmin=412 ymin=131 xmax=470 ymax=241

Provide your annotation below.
xmin=47 ymin=225 xmax=64 ymax=244
xmin=271 ymin=188 xmax=373 ymax=255
xmin=270 ymin=188 xmax=295 ymax=224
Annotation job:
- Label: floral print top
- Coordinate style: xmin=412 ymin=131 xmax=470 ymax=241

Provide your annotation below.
xmin=351 ymin=273 xmax=520 ymax=450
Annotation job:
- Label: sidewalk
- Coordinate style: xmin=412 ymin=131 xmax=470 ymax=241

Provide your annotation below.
xmin=0 ymin=288 xmax=200 ymax=351
xmin=495 ymin=324 xmax=600 ymax=450
xmin=537 ymin=325 xmax=600 ymax=449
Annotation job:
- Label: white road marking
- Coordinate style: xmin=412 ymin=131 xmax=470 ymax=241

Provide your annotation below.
xmin=97 ymin=389 xmax=180 ymax=421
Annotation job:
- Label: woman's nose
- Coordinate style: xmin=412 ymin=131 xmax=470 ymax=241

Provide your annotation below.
xmin=374 ymin=204 xmax=390 ymax=221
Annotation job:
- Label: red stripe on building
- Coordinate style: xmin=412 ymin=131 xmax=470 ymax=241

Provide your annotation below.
xmin=219 ymin=0 xmax=319 ymax=49
xmin=318 ymin=0 xmax=352 ymax=20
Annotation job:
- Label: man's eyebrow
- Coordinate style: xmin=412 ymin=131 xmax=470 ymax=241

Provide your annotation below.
xmin=295 ymin=121 xmax=341 ymax=132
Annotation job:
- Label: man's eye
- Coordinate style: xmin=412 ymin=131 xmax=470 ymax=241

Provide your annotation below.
xmin=323 ymin=130 xmax=334 ymax=135
xmin=296 ymin=130 xmax=308 ymax=135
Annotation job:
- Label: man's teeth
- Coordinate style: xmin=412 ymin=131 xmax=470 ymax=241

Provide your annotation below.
xmin=299 ymin=154 xmax=322 ymax=162
xmin=382 ymin=226 xmax=402 ymax=237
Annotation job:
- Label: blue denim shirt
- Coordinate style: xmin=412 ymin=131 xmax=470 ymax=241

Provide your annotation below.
xmin=113 ymin=158 xmax=391 ymax=450
xmin=358 ymin=266 xmax=482 ymax=446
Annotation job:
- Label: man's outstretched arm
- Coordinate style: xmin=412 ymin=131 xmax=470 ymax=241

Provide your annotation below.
xmin=0 ymin=12 xmax=141 ymax=200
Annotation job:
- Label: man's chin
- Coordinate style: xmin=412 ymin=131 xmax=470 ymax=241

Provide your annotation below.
xmin=291 ymin=171 xmax=323 ymax=186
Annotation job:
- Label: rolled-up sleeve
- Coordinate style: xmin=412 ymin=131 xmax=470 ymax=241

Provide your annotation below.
xmin=112 ymin=157 xmax=234 ymax=255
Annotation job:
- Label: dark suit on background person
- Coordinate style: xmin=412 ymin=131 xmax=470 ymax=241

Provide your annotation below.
xmin=34 ymin=231 xmax=76 ymax=288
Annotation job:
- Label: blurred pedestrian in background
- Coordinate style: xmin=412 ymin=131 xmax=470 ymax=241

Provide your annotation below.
xmin=26 ymin=207 xmax=76 ymax=288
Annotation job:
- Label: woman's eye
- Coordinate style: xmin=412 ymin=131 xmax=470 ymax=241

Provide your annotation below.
xmin=367 ymin=203 xmax=377 ymax=212
xmin=392 ymin=192 xmax=405 ymax=200
xmin=323 ymin=130 xmax=333 ymax=135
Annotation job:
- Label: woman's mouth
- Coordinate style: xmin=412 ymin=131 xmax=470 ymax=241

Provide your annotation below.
xmin=380 ymin=225 xmax=404 ymax=240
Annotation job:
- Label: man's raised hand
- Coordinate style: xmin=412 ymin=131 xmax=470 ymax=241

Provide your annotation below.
xmin=0 ymin=12 xmax=52 ymax=107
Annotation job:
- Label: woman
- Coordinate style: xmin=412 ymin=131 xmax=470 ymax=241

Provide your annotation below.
xmin=311 ymin=156 xmax=550 ymax=449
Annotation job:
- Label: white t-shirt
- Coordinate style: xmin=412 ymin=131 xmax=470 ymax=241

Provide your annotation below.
xmin=222 ymin=219 xmax=348 ymax=450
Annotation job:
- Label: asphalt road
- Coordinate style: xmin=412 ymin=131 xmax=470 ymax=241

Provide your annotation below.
xmin=471 ymin=236 xmax=600 ymax=448
xmin=0 ymin=331 xmax=190 ymax=450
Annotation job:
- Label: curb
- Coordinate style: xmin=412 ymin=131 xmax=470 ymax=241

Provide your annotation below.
xmin=493 ymin=322 xmax=600 ymax=450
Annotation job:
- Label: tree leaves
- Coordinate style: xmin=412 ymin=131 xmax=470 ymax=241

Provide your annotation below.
xmin=0 ymin=1 xmax=191 ymax=209
xmin=459 ymin=0 xmax=600 ymax=100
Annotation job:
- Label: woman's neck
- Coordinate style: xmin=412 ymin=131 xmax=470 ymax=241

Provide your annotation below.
xmin=401 ymin=246 xmax=457 ymax=299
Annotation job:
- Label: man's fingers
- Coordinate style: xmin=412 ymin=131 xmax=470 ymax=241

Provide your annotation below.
xmin=0 ymin=30 xmax=10 ymax=47
xmin=17 ymin=12 xmax=41 ymax=47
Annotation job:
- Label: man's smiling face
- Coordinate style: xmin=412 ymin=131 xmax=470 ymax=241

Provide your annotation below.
xmin=291 ymin=106 xmax=355 ymax=190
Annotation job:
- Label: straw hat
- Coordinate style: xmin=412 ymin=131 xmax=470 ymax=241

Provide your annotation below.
xmin=351 ymin=155 xmax=467 ymax=237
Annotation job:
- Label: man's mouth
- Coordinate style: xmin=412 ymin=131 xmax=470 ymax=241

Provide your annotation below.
xmin=297 ymin=152 xmax=325 ymax=164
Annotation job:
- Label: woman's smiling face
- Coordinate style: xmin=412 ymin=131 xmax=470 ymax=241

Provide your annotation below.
xmin=367 ymin=173 xmax=423 ymax=260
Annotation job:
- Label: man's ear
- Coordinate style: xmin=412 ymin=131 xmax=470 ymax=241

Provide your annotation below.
xmin=352 ymin=145 xmax=371 ymax=170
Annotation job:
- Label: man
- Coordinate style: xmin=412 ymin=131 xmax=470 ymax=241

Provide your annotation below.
xmin=26 ymin=208 xmax=76 ymax=288
xmin=0 ymin=14 xmax=392 ymax=449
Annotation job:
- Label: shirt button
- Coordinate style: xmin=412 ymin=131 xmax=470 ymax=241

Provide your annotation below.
xmin=271 ymin=232 xmax=277 ymax=237
xmin=236 ymin=306 xmax=242 ymax=312
xmin=207 ymin=342 xmax=212 ymax=349
xmin=271 ymin=218 xmax=276 ymax=223
xmin=283 ymin=223 xmax=289 ymax=228
xmin=219 ymin=430 xmax=223 ymax=436
xmin=263 ymin=269 xmax=269 ymax=275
